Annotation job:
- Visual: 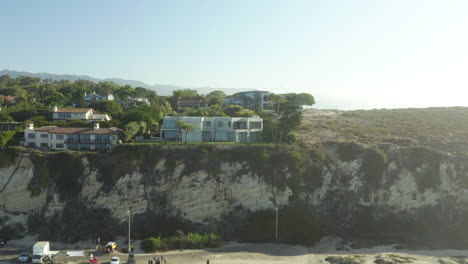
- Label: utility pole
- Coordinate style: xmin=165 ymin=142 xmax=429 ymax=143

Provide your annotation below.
xmin=274 ymin=207 xmax=278 ymax=240
xmin=128 ymin=209 xmax=131 ymax=252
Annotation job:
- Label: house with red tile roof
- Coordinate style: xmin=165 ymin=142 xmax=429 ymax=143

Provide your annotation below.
xmin=24 ymin=123 xmax=121 ymax=151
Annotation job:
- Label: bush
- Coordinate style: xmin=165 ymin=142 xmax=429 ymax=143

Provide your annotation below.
xmin=186 ymin=232 xmax=220 ymax=249
xmin=141 ymin=237 xmax=161 ymax=252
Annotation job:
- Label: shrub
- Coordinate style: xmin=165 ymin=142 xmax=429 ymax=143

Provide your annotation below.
xmin=141 ymin=237 xmax=161 ymax=252
xmin=186 ymin=232 xmax=207 ymax=248
xmin=185 ymin=232 xmax=220 ymax=249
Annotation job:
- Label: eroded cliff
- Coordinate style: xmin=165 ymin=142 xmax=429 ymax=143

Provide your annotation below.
xmin=1 ymin=143 xmax=467 ymax=247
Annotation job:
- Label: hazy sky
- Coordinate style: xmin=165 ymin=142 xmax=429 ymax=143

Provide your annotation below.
xmin=1 ymin=0 xmax=468 ymax=109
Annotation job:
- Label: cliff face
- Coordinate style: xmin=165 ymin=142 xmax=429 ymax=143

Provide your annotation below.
xmin=1 ymin=144 xmax=467 ymax=246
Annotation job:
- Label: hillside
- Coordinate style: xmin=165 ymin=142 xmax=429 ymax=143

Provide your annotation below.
xmin=300 ymin=107 xmax=468 ymax=153
xmin=0 ymin=70 xmax=250 ymax=96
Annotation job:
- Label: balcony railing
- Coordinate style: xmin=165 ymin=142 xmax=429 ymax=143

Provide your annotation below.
xmin=65 ymin=139 xmax=111 ymax=144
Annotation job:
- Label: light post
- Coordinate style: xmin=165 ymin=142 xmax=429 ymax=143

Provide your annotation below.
xmin=274 ymin=207 xmax=278 ymax=240
xmin=127 ymin=209 xmax=131 ymax=252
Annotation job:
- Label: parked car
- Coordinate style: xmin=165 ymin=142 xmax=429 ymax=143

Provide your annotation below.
xmin=110 ymin=257 xmax=120 ymax=264
xmin=0 ymin=239 xmax=6 ymax=247
xmin=18 ymin=252 xmax=30 ymax=262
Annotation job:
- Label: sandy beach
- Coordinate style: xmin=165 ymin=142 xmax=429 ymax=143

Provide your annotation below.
xmin=1 ymin=236 xmax=468 ymax=264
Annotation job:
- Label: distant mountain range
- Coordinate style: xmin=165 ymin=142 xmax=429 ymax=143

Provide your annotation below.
xmin=0 ymin=70 xmax=253 ymax=96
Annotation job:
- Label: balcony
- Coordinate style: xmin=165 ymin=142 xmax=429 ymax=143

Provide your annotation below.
xmin=65 ymin=139 xmax=111 ymax=144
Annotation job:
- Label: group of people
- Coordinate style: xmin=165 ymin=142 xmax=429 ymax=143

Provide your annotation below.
xmin=148 ymin=256 xmax=167 ymax=264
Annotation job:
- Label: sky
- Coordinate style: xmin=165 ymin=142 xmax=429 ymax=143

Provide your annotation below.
xmin=1 ymin=0 xmax=468 ymax=110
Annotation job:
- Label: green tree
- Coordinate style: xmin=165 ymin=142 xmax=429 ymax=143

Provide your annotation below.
xmin=207 ymin=90 xmax=225 ymax=106
xmin=45 ymin=91 xmax=65 ymax=106
xmin=207 ymin=90 xmax=225 ymax=98
xmin=123 ymin=122 xmax=140 ymax=142
xmin=176 ymin=120 xmax=193 ymax=143
xmin=141 ymin=237 xmax=161 ymax=252
xmin=183 ymin=123 xmax=193 ymax=143
xmin=0 ymin=131 xmax=16 ymax=148
xmin=89 ymin=100 xmax=123 ymax=117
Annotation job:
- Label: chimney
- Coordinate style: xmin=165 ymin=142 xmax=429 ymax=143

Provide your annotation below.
xmin=94 ymin=123 xmax=100 ymax=130
xmin=26 ymin=123 xmax=34 ymax=130
xmin=53 ymin=106 xmax=58 ymax=112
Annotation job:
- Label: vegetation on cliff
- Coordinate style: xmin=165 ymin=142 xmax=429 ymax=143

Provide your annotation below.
xmin=300 ymin=107 xmax=468 ymax=154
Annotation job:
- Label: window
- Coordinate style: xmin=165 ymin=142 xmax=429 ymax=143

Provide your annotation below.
xmin=40 ymin=133 xmax=48 ymax=138
xmin=204 ymin=121 xmax=211 ymax=127
xmin=28 ymin=133 xmax=36 ymax=139
xmin=228 ymin=121 xmax=231 ymax=127
xmin=28 ymin=142 xmax=35 ymax=147
xmin=215 ymin=132 xmax=228 ymax=141
xmin=57 ymin=112 xmax=72 ymax=119
xmin=80 ymin=134 xmax=91 ymax=143
xmin=217 ymin=121 xmax=224 ymax=127
xmin=163 ymin=130 xmax=178 ymax=140
xmin=238 ymin=132 xmax=248 ymax=142
xmin=202 ymin=131 xmax=212 ymax=142
xmin=233 ymin=121 xmax=247 ymax=129
xmin=56 ymin=134 xmax=64 ymax=140
xmin=165 ymin=120 xmax=177 ymax=129
xmin=56 ymin=143 xmax=64 ymax=148
xmin=249 ymin=132 xmax=262 ymax=142
xmin=249 ymin=122 xmax=262 ymax=129
xmin=40 ymin=143 xmax=48 ymax=148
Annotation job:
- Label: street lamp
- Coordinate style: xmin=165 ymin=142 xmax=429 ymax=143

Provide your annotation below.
xmin=274 ymin=207 xmax=278 ymax=240
xmin=127 ymin=209 xmax=131 ymax=252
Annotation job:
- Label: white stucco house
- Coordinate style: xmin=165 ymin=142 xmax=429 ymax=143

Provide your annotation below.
xmin=84 ymin=92 xmax=115 ymax=104
xmin=51 ymin=107 xmax=111 ymax=122
xmin=24 ymin=123 xmax=121 ymax=151
xmin=160 ymin=116 xmax=263 ymax=142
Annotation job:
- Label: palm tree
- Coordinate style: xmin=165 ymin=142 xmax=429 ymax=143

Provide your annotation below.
xmin=183 ymin=123 xmax=193 ymax=143
xmin=176 ymin=120 xmax=185 ymax=144
xmin=176 ymin=120 xmax=193 ymax=143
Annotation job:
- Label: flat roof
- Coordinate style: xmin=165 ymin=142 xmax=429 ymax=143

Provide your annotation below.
xmin=33 ymin=126 xmax=121 ymax=135
xmin=54 ymin=108 xmax=93 ymax=113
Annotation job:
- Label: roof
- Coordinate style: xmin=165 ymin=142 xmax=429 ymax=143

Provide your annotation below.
xmin=34 ymin=126 xmax=121 ymax=135
xmin=3 ymin=96 xmax=17 ymax=102
xmin=54 ymin=108 xmax=93 ymax=113
xmin=33 ymin=241 xmax=49 ymax=247
xmin=34 ymin=126 xmax=57 ymax=132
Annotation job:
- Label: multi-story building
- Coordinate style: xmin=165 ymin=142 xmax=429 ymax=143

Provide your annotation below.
xmin=223 ymin=91 xmax=271 ymax=110
xmin=177 ymin=100 xmax=208 ymax=109
xmin=160 ymin=116 xmax=263 ymax=142
xmin=0 ymin=122 xmax=21 ymax=131
xmin=24 ymin=123 xmax=121 ymax=151
xmin=84 ymin=92 xmax=115 ymax=104
xmin=51 ymin=107 xmax=111 ymax=122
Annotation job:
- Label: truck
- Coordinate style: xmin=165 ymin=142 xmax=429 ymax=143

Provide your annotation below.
xmin=32 ymin=241 xmax=50 ymax=264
